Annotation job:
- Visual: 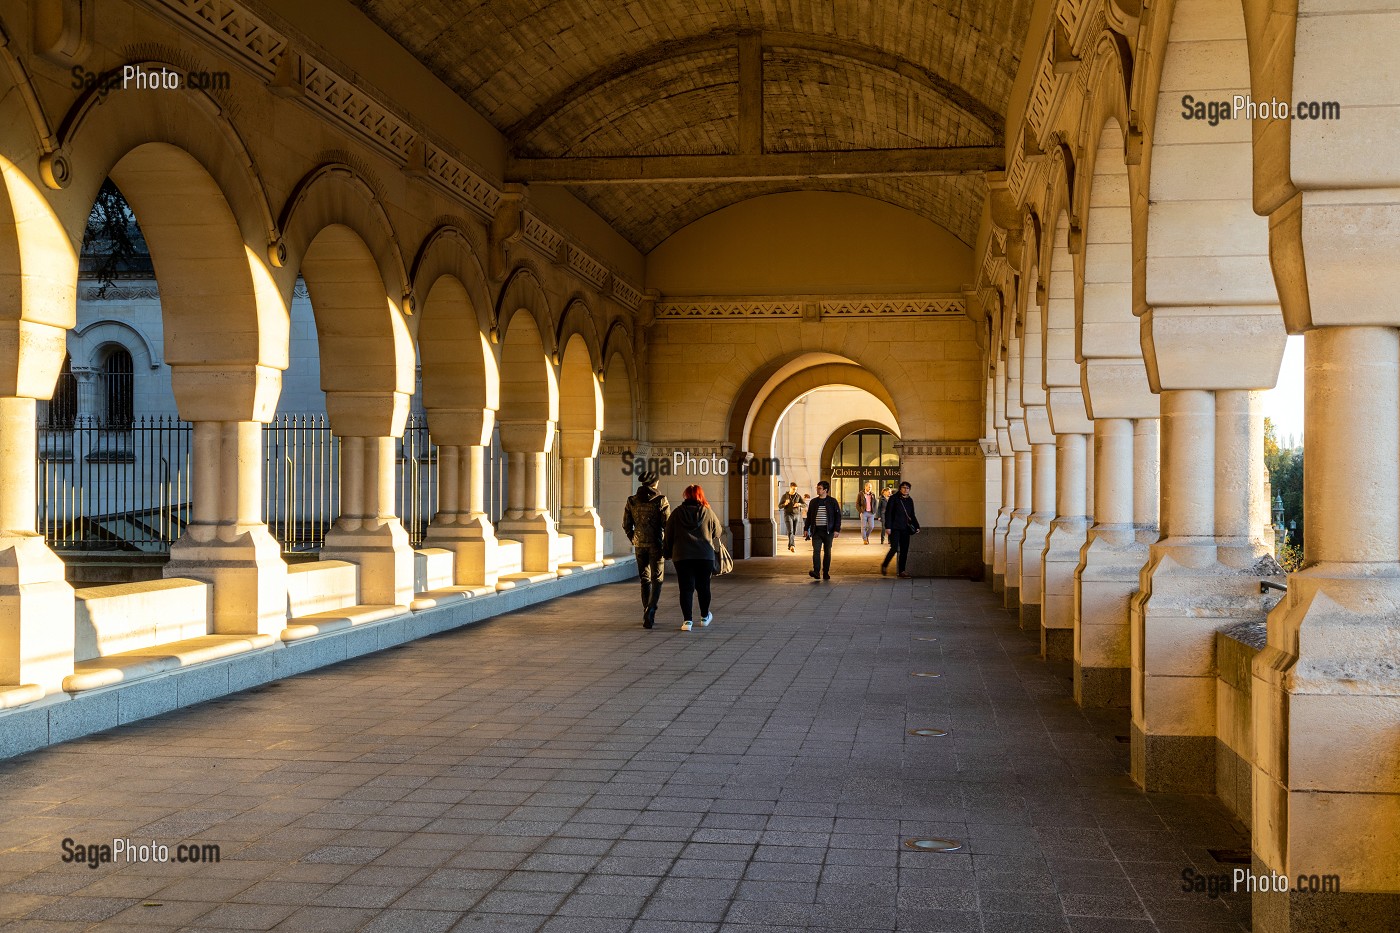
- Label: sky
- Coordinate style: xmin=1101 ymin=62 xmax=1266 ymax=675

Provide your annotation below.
xmin=1260 ymin=335 xmax=1304 ymax=447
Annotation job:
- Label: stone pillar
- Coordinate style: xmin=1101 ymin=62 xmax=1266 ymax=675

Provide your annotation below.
xmin=1042 ymin=431 xmax=1088 ymax=660
xmin=424 ymin=410 xmax=499 ymax=588
xmin=558 ymin=429 xmax=604 ymax=563
xmin=992 ymin=433 xmax=1014 ymax=593
xmin=165 ymin=367 xmax=289 ymax=635
xmin=894 ymin=441 xmax=984 ymax=578
xmin=1003 ymin=439 xmax=1031 ymax=609
xmin=320 ymin=391 xmax=415 ymax=606
xmin=167 ymin=420 xmax=288 ymax=634
xmin=496 ymin=421 xmax=559 ymax=573
xmin=980 ymin=439 xmax=1001 ymax=583
xmin=71 ymin=365 xmax=99 ymax=423
xmin=1018 ymin=438 xmax=1056 ymax=631
xmin=1074 ymin=418 xmax=1139 ymax=707
xmin=596 ymin=439 xmax=639 ymax=557
xmin=0 ymin=395 xmax=75 ymax=692
xmin=1254 ymin=327 xmax=1400 ymax=927
xmin=1130 ymin=385 xmax=1281 ymax=792
xmin=1133 ymin=418 xmax=1160 ymax=544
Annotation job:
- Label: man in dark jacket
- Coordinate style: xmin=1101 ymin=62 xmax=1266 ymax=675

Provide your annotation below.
xmin=803 ymin=481 xmax=842 ymax=581
xmin=881 ymin=481 xmax=920 ymax=578
xmin=624 ymin=471 xmax=669 ymax=628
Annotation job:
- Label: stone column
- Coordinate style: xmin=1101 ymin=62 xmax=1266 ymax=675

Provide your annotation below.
xmin=992 ymin=430 xmax=1014 ymax=594
xmin=558 ymin=428 xmax=604 ymax=563
xmin=0 ymin=395 xmax=75 ymax=693
xmin=1018 ymin=435 xmax=1056 ymax=631
xmin=496 ymin=421 xmax=559 ymax=573
xmin=980 ymin=439 xmax=1001 ymax=582
xmin=895 ymin=441 xmax=984 ymax=578
xmin=424 ymin=409 xmax=499 ymax=588
xmin=596 ymin=439 xmax=640 ymax=557
xmin=320 ymin=391 xmax=415 ymax=606
xmin=1254 ymin=327 xmax=1400 ymax=926
xmin=1074 ymin=417 xmax=1138 ymax=707
xmin=1130 ymin=384 xmax=1282 ymax=792
xmin=1003 ymin=434 xmax=1031 ymax=609
xmin=71 ymin=365 xmax=99 ymax=423
xmin=165 ymin=366 xmax=289 ymax=635
xmin=1042 ymin=430 xmax=1088 ymax=660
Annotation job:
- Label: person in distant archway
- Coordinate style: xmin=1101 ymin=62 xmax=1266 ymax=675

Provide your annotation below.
xmin=623 ymin=471 xmax=669 ymax=629
xmin=804 ymin=481 xmax=842 ymax=581
xmin=778 ymin=481 xmax=805 ymax=552
xmin=858 ymin=482 xmax=877 ymax=545
xmin=664 ymin=484 xmax=724 ymax=632
xmin=877 ymin=486 xmax=893 ymax=544
xmin=881 ymin=481 xmax=920 ymax=578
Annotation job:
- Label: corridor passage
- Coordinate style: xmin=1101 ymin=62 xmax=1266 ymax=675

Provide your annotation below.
xmin=0 ymin=545 xmax=1251 ymax=932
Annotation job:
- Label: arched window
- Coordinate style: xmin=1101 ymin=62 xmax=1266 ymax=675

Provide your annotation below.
xmin=46 ymin=354 xmax=78 ymax=430
xmin=99 ymin=346 xmax=134 ymax=428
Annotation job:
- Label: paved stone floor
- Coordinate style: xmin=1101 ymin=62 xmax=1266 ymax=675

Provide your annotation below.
xmin=0 ymin=540 xmax=1254 ymax=932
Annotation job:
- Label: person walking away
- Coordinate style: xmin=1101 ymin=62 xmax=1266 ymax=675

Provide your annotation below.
xmin=778 ymin=482 xmax=805 ymax=552
xmin=858 ymin=482 xmax=877 ymax=544
xmin=881 ymin=481 xmax=921 ymax=578
xmin=663 ymin=484 xmax=724 ymax=631
xmin=804 ymin=481 xmax=842 ymax=580
xmin=623 ymin=471 xmax=669 ymax=628
xmin=877 ymin=487 xmax=892 ymax=544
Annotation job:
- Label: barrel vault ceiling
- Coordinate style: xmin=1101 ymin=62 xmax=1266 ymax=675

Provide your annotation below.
xmin=348 ymin=0 xmax=1035 ymax=251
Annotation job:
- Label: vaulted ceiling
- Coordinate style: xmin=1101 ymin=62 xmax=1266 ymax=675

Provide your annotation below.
xmin=349 ymin=1 xmax=1034 ymax=251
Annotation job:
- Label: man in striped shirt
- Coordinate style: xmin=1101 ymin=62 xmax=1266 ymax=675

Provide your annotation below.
xmin=803 ymin=481 xmax=842 ymax=580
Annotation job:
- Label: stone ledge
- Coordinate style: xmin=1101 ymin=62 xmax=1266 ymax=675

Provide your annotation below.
xmin=0 ymin=557 xmax=636 ymax=760
xmin=0 ymin=684 xmax=45 ymax=710
xmin=409 ymin=588 xmax=473 ymax=611
xmin=280 ymin=605 xmax=404 ymax=642
xmin=63 ymin=633 xmax=280 ymax=692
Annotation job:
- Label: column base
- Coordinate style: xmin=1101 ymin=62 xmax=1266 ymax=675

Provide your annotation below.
xmin=1003 ymin=512 xmax=1029 ymax=609
xmin=1041 ymin=626 xmax=1072 ymax=662
xmin=0 ymin=533 xmax=75 ymax=693
xmin=748 ymin=518 xmax=775 ymax=557
xmin=1074 ymin=531 xmax=1147 ymax=708
xmin=1130 ymin=546 xmax=1280 ymax=792
xmin=1004 ymin=585 xmax=1021 ymax=609
xmin=1252 ymin=567 xmax=1400 ymax=915
xmin=1017 ymin=516 xmax=1052 ymax=631
xmin=983 ymin=562 xmax=992 ymax=584
xmin=992 ymin=572 xmax=1005 ymax=594
xmin=1075 ymin=665 xmax=1130 ymax=708
xmin=1129 ymin=723 xmax=1214 ymax=792
xmin=558 ymin=509 xmax=605 ymax=563
xmin=1252 ymin=858 xmax=1400 ymax=933
xmin=496 ymin=514 xmax=559 ymax=574
xmin=166 ymin=525 xmax=288 ymax=637
xmin=322 ymin=520 xmax=415 ymax=606
xmin=425 ymin=514 xmax=499 ymax=587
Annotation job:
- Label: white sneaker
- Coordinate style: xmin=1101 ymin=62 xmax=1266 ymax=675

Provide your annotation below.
xmin=700 ymin=612 xmax=712 ymax=627
xmin=680 ymin=621 xmax=693 ymax=631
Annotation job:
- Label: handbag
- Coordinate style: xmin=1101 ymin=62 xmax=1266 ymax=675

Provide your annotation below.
xmin=714 ymin=541 xmax=734 ymax=575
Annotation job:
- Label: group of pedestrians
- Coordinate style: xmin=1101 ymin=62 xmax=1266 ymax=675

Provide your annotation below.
xmin=627 ymin=474 xmax=923 ymax=631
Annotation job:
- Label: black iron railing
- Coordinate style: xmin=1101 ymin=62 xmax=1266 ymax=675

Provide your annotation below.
xmin=38 ymin=414 xmax=520 ymax=556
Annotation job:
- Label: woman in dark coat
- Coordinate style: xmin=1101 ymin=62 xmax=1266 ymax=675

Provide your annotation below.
xmin=663 ymin=484 xmax=725 ymax=631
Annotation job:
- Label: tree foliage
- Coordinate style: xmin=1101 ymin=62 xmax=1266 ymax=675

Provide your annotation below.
xmin=1264 ymin=417 xmax=1304 ymax=551
xmin=80 ymin=179 xmax=147 ymax=296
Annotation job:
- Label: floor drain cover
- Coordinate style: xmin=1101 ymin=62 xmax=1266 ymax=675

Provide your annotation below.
xmin=911 ymin=672 xmax=943 ymax=678
xmin=904 ymin=838 xmax=963 ymax=852
xmin=908 ymin=729 xmax=949 ymax=737
xmin=913 ymin=636 xmax=938 ymax=642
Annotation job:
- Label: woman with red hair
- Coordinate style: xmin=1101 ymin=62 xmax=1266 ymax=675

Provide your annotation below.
xmin=663 ymin=484 xmax=725 ymax=631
